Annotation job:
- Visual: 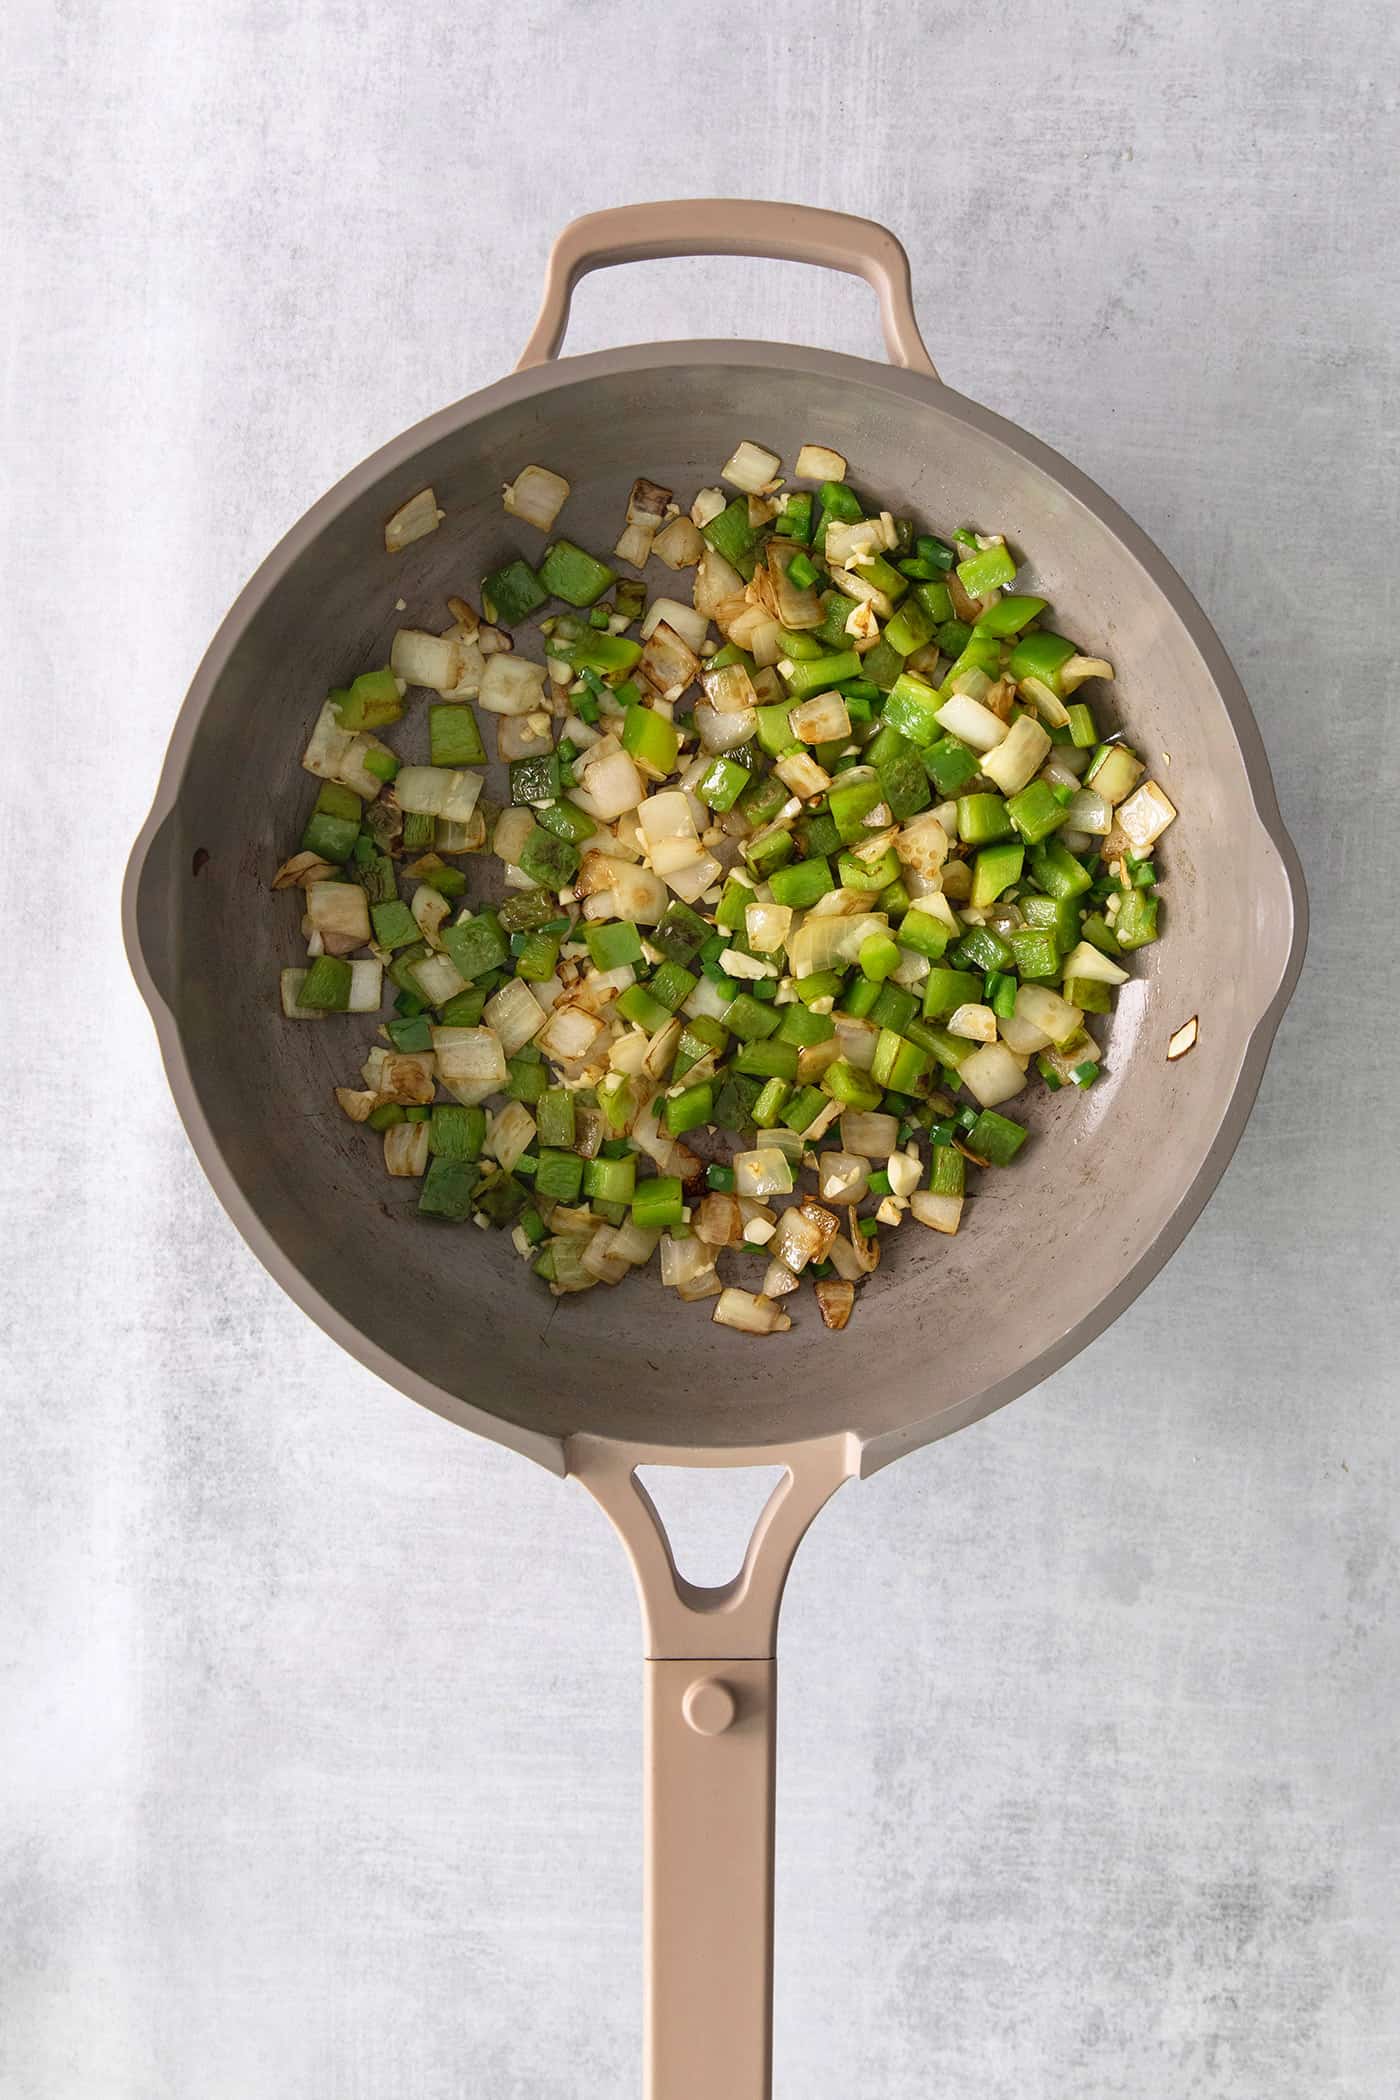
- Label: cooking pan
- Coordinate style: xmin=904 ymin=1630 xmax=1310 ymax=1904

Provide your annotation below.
xmin=123 ymin=199 xmax=1307 ymax=2098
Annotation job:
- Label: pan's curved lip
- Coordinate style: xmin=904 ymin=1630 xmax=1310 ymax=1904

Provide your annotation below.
xmin=124 ymin=337 xmax=1308 ymax=1477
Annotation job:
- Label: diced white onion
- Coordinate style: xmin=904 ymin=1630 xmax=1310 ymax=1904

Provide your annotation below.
xmin=1062 ymin=940 xmax=1129 ymax=987
xmin=384 ymin=1122 xmax=431 ymax=1177
xmin=478 ymin=654 xmax=548 ymax=716
xmin=734 ymin=1148 xmax=795 ymax=1199
xmin=484 ymin=976 xmax=548 ymax=1054
xmin=1064 ymin=786 xmax=1113 ymax=834
xmin=690 ymin=488 xmax=727 ymax=529
xmin=795 ymin=444 xmax=846 ymax=481
xmin=492 ymin=805 xmax=536 ymax=868
xmin=886 ymin=1149 xmax=922 ymax=1199
xmin=641 ymin=596 xmax=710 ymax=652
xmin=789 ymin=691 xmax=851 ymax=744
xmin=409 ymin=950 xmax=467 ymax=1007
xmin=537 ymin=1004 xmax=605 ymax=1064
xmin=695 ymin=702 xmax=758 ymax=752
xmin=1117 ymin=781 xmax=1177 ymax=851
xmin=948 ymin=1002 xmax=998 ymax=1043
xmin=636 ymin=791 xmax=697 ymax=847
xmin=394 ymin=766 xmax=483 ymax=825
xmin=485 ymin=1100 xmax=537 ymax=1173
xmin=384 ymin=487 xmax=442 ymax=552
xmin=910 ymin=1190 xmax=963 ymax=1235
xmin=721 ymin=440 xmax=781 ymax=494
xmin=496 ymin=713 xmax=554 ymax=761
xmin=979 ymin=714 xmax=1052 ymax=795
xmin=305 ymin=882 xmax=371 ymax=945
xmin=712 ymin=1287 xmax=791 ymax=1335
xmin=744 ymin=902 xmax=793 ymax=955
xmin=693 ymin=547 xmax=745 ymax=618
xmin=652 ymin=516 xmax=704 ymax=569
xmin=1014 ymin=983 xmax=1083 ymax=1048
xmin=503 ymin=463 xmax=570 ymax=531
xmin=787 ymin=912 xmax=887 ymax=982
xmin=958 ymin=1041 xmax=1028 ymax=1107
xmin=574 ymin=741 xmax=646 ymax=821
xmin=998 ymin=1007 xmax=1051 ymax=1055
xmin=838 ymin=1111 xmax=900 ymax=1159
xmin=934 ymin=693 xmax=1010 ymax=752
xmin=818 ymin=1151 xmax=870 ymax=1204
xmin=430 ymin=1025 xmax=507 ymax=1105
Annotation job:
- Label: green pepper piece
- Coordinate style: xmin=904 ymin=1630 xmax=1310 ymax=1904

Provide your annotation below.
xmin=538 ymin=539 xmax=617 ymax=607
xmin=971 ymin=842 xmax=1024 ymax=908
xmin=621 ymin=703 xmax=680 ymax=778
xmin=482 ymin=558 xmax=547 ymax=626
xmin=955 ymin=542 xmax=1017 ymax=597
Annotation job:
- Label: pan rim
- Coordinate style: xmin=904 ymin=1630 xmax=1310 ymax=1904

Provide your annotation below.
xmin=123 ymin=338 xmax=1308 ymax=1476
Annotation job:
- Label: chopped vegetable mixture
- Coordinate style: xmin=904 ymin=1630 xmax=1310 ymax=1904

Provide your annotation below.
xmin=279 ymin=443 xmax=1176 ymax=1334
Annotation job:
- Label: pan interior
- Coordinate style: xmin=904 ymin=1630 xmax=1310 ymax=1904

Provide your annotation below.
xmin=142 ymin=349 xmax=1297 ymax=1459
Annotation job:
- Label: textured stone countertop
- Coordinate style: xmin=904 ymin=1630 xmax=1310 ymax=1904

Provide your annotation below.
xmin=3 ymin=2 xmax=1396 ymax=2094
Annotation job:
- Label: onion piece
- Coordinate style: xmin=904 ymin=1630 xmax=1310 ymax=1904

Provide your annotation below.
xmin=734 ymin=1148 xmax=795 ymax=1200
xmin=789 ymin=691 xmax=850 ymax=744
xmin=948 ymin=1002 xmax=998 ymax=1043
xmin=486 ymin=1100 xmax=537 ymax=1172
xmin=652 ymin=516 xmax=704 ymax=569
xmin=721 ymin=440 xmax=781 ymax=494
xmin=694 ymin=547 xmax=745 ymax=620
xmin=394 ymin=766 xmax=483 ymax=825
xmin=934 ymin=692 xmax=1010 ymax=753
xmin=384 ymin=1122 xmax=431 ymax=1177
xmin=537 ymin=1003 xmax=605 ymax=1065
xmin=573 ymin=739 xmax=646 ymax=822
xmin=478 ymin=654 xmax=548 ymax=716
xmin=690 ymin=487 xmax=727 ymax=529
xmin=1062 ymin=940 xmax=1129 ymax=988
xmin=641 ymin=597 xmax=710 ymax=653
xmin=484 ymin=976 xmax=548 ymax=1054
xmin=795 ymin=443 xmax=846 ymax=481
xmin=384 ymin=487 xmax=442 ymax=553
xmin=712 ymin=1287 xmax=791 ymax=1335
xmin=1014 ymin=983 xmax=1083 ymax=1048
xmin=979 ymin=714 xmax=1052 ymax=795
xmin=818 ymin=1152 xmax=870 ymax=1204
xmin=502 ymin=464 xmax=570 ymax=532
xmin=772 ymin=1200 xmax=840 ymax=1276
xmin=497 ymin=713 xmax=554 ymax=762
xmin=305 ymin=881 xmax=371 ymax=946
xmin=910 ymin=1189 xmax=963 ymax=1235
xmin=492 ymin=805 xmax=536 ymax=868
xmin=431 ymin=1025 xmax=507 ymax=1106
xmin=814 ymin=1278 xmax=855 ymax=1331
xmin=1065 ymin=786 xmax=1113 ymax=835
xmin=1117 ymin=781 xmax=1178 ymax=851
xmin=695 ymin=702 xmax=757 ymax=752
xmin=958 ymin=1042 xmax=1028 ymax=1107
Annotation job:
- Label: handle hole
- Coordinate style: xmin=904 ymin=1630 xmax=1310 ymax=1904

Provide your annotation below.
xmin=635 ymin=1465 xmax=787 ymax=1590
xmin=560 ymin=254 xmax=884 ymax=363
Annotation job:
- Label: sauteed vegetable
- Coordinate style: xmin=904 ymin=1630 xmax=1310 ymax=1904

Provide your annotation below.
xmin=276 ymin=445 xmax=1176 ymax=1332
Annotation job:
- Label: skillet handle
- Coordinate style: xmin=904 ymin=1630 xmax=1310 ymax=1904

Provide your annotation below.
xmin=567 ymin=1434 xmax=857 ymax=2100
xmin=516 ymin=198 xmax=937 ymax=379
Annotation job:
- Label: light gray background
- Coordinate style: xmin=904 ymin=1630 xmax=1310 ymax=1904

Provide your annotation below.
xmin=3 ymin=1 xmax=1396 ymax=2095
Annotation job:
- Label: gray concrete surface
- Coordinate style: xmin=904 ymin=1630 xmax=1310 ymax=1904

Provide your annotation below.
xmin=3 ymin=1 xmax=1397 ymax=2094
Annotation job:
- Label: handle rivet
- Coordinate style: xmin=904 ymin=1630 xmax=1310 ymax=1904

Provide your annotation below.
xmin=682 ymin=1676 xmax=737 ymax=1736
